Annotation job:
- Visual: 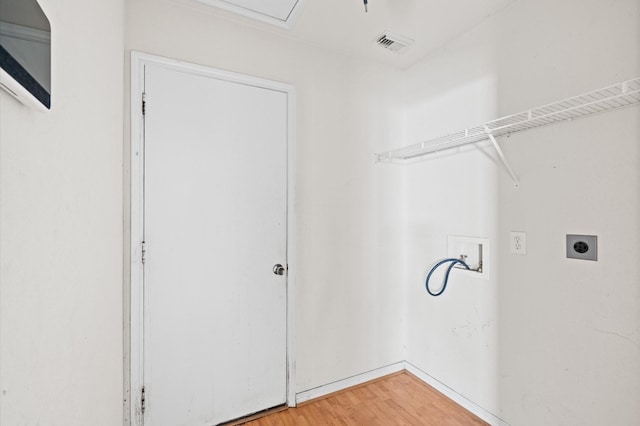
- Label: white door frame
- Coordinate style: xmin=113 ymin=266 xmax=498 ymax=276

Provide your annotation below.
xmin=128 ymin=51 xmax=297 ymax=426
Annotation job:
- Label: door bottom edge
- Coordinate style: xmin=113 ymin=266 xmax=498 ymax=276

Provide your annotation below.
xmin=217 ymin=403 xmax=288 ymax=426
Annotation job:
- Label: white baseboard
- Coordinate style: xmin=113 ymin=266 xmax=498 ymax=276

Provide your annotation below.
xmin=404 ymin=362 xmax=511 ymax=426
xmin=295 ymin=362 xmax=405 ymax=405
xmin=295 ymin=361 xmax=510 ymax=426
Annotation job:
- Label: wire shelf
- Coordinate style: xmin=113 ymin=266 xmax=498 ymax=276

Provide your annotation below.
xmin=376 ymin=77 xmax=640 ymax=163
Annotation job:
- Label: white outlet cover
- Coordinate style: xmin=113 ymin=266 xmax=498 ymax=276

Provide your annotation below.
xmin=510 ymin=231 xmax=526 ymax=255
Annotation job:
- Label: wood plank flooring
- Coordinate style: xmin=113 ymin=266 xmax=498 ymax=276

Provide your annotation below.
xmin=243 ymin=372 xmax=488 ymax=425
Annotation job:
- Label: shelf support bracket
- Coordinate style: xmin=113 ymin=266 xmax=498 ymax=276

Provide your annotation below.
xmin=484 ymin=126 xmax=520 ymax=188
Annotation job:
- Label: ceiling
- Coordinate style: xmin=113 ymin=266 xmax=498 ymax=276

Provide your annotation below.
xmin=193 ymin=0 xmax=517 ymax=69
xmin=291 ymin=0 xmax=515 ymax=68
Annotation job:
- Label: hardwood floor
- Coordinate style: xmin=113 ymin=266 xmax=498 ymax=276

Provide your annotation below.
xmin=243 ymin=372 xmax=488 ymax=425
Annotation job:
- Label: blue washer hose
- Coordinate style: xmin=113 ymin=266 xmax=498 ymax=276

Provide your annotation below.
xmin=425 ymin=258 xmax=470 ymax=296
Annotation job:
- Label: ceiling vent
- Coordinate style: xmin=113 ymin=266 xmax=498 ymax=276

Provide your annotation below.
xmin=375 ymin=32 xmax=414 ymax=53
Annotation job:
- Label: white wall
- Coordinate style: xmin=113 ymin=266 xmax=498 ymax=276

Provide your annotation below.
xmin=403 ymin=0 xmax=640 ymax=425
xmin=0 ymin=0 xmax=124 ymax=425
xmin=124 ymin=0 xmax=406 ymax=400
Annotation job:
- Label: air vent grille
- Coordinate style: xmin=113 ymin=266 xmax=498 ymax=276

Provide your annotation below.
xmin=375 ymin=32 xmax=414 ymax=53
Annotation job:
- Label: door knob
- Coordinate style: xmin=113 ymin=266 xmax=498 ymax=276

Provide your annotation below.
xmin=273 ymin=264 xmax=286 ymax=276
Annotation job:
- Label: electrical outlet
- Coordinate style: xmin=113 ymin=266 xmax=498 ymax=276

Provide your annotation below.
xmin=566 ymin=234 xmax=597 ymax=261
xmin=510 ymin=232 xmax=526 ymax=255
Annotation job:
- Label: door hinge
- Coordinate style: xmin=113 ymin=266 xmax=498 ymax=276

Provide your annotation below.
xmin=141 ymin=386 xmax=146 ymax=414
xmin=142 ymin=93 xmax=146 ymax=116
xmin=141 ymin=241 xmax=146 ymax=264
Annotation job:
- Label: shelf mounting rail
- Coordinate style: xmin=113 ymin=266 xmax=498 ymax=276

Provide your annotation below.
xmin=375 ymin=77 xmax=640 ymax=187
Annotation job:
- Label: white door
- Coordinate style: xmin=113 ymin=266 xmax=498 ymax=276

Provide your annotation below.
xmin=142 ymin=63 xmax=288 ymax=426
